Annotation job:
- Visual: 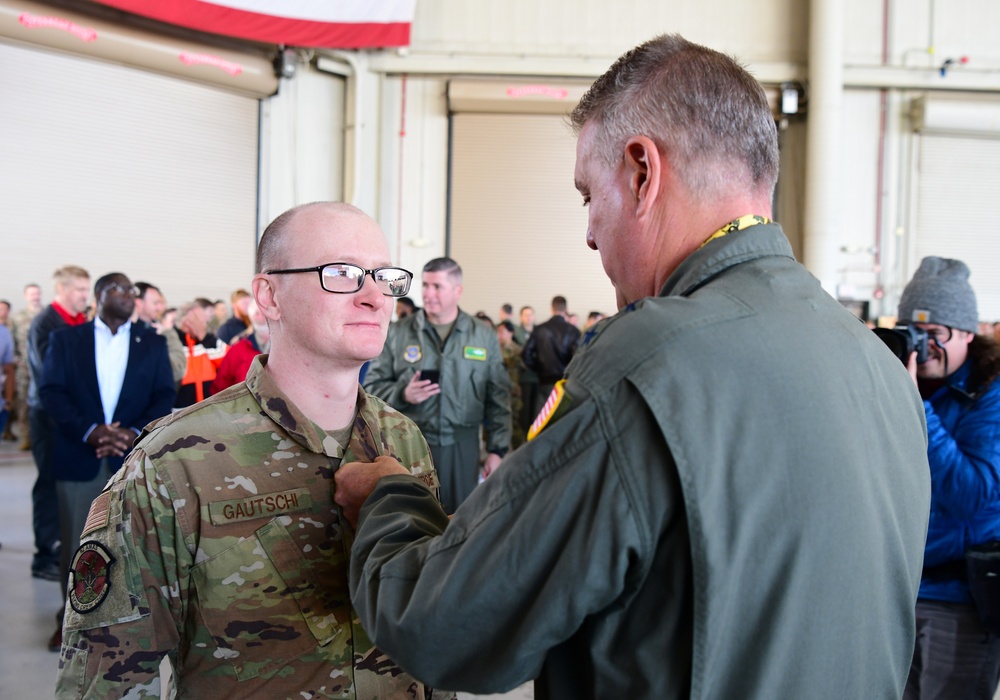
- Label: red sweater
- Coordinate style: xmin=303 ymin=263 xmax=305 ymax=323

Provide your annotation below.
xmin=209 ymin=337 xmax=261 ymax=395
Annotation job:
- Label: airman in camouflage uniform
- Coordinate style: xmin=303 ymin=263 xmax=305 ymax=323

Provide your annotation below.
xmin=497 ymin=322 xmax=525 ymax=449
xmin=9 ymin=288 xmax=41 ymax=446
xmin=56 ymin=202 xmax=450 ymax=699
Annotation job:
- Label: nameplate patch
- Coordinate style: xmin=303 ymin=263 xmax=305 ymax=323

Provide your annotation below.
xmin=464 ymin=346 xmax=487 ymax=361
xmin=209 ymin=488 xmax=312 ymax=525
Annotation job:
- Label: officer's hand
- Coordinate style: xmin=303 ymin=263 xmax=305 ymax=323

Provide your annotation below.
xmin=335 ymin=455 xmax=409 ymax=527
xmin=403 ymin=371 xmax=441 ymax=405
xmin=481 ymin=452 xmax=503 ymax=479
xmin=87 ymin=422 xmax=133 ymax=458
xmin=92 ymin=422 xmax=136 ymax=458
xmin=906 ymin=351 xmax=918 ymax=387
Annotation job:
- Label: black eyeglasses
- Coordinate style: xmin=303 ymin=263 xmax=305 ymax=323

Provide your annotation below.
xmin=925 ymin=326 xmax=953 ymax=345
xmin=104 ymin=283 xmax=140 ymax=297
xmin=265 ymin=262 xmax=413 ymax=297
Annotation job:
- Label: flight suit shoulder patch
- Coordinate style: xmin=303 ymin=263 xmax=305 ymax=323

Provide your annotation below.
xmin=528 ymin=379 xmax=572 ymax=441
xmin=404 ymin=345 xmax=422 ymax=363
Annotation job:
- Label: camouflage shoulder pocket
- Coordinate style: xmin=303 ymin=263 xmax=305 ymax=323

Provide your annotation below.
xmin=63 ymin=482 xmax=150 ymax=633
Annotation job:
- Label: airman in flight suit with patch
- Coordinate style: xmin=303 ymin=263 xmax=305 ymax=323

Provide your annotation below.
xmin=365 ymin=257 xmax=511 ymax=513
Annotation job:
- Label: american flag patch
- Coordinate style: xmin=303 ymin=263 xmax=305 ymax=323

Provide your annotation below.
xmin=528 ymin=380 xmax=567 ymax=441
xmin=81 ymin=491 xmax=112 ymax=537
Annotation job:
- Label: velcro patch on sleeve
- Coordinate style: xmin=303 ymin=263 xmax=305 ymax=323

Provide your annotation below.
xmin=68 ymin=541 xmax=116 ymax=614
xmin=81 ymin=491 xmax=112 ymax=537
xmin=208 ymin=488 xmax=312 ymax=525
xmin=528 ymin=379 xmax=571 ymax=441
xmin=415 ymin=471 xmax=441 ymax=490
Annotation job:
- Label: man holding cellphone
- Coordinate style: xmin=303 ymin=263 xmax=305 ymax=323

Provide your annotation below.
xmin=365 ymin=257 xmax=511 ymax=513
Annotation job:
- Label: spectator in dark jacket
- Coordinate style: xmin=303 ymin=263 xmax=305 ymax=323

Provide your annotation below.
xmin=523 ymin=295 xmax=581 ymax=415
xmin=27 ymin=265 xmax=90 ymax=585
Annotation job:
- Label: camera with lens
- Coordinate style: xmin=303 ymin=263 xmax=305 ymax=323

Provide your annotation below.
xmin=872 ymin=325 xmax=929 ymax=365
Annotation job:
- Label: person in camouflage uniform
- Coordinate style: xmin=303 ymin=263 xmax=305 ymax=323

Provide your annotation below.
xmin=496 ymin=320 xmax=525 ymax=449
xmin=56 ymin=202 xmax=450 ymax=699
xmin=9 ymin=283 xmax=42 ymax=448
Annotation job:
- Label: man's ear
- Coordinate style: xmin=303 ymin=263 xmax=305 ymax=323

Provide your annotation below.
xmin=252 ymin=274 xmax=280 ymax=322
xmin=623 ymin=135 xmax=663 ymax=219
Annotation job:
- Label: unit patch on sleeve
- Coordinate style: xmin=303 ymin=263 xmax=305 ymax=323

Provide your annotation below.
xmin=68 ymin=541 xmax=116 ymax=614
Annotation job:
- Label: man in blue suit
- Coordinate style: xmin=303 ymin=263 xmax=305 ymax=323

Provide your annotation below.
xmin=39 ymin=272 xmax=175 ymax=648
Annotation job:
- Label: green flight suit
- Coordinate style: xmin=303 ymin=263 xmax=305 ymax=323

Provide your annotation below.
xmin=365 ymin=309 xmax=511 ymax=512
xmin=348 ymin=223 xmax=931 ymax=699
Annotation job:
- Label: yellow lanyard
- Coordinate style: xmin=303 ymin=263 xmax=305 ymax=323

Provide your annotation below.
xmin=700 ymin=214 xmax=771 ymax=248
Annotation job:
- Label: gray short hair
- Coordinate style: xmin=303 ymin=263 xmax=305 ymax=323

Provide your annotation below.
xmin=570 ymin=34 xmax=779 ymax=200
xmin=423 ymin=257 xmax=463 ymax=284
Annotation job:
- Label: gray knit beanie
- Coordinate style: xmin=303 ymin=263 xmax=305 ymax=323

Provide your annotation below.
xmin=898 ymin=256 xmax=978 ymax=333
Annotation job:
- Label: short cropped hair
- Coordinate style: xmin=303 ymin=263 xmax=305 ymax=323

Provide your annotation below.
xmin=423 ymin=257 xmax=462 ymax=284
xmin=569 ymin=33 xmax=779 ymax=200
xmin=135 ymin=282 xmax=160 ymax=299
xmin=178 ymin=301 xmax=201 ymax=320
xmin=94 ymin=272 xmax=127 ymax=298
xmin=551 ymin=296 xmax=568 ymax=313
xmin=53 ymin=265 xmax=90 ymax=289
xmin=256 ymin=201 xmax=367 ymax=274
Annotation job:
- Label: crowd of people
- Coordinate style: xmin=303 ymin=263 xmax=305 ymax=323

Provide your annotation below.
xmin=1 ymin=31 xmax=998 ymax=700
xmin=0 ymin=270 xmax=276 ymax=651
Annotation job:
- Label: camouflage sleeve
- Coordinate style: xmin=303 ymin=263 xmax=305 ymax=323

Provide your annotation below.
xmin=393 ymin=413 xmax=441 ymax=493
xmin=482 ymin=331 xmax=512 ymax=454
xmin=56 ymin=450 xmax=189 ymax=699
xmin=163 ymin=327 xmax=188 ymax=383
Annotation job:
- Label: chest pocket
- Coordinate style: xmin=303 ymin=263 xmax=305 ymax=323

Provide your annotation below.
xmin=189 ymin=516 xmax=346 ymax=681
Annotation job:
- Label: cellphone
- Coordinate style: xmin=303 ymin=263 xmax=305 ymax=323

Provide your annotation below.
xmin=420 ymin=369 xmax=440 ymax=384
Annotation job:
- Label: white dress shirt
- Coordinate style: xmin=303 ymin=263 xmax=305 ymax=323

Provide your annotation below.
xmin=94 ymin=317 xmax=131 ymax=425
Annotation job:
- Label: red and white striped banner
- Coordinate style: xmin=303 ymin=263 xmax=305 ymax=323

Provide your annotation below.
xmin=90 ymin=0 xmax=415 ymax=48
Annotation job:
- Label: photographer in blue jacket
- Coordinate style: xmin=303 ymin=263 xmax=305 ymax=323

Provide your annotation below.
xmin=901 ymin=256 xmax=1000 ymax=700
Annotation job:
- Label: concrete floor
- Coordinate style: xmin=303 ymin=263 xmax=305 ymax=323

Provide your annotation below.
xmin=0 ymin=439 xmax=531 ymax=699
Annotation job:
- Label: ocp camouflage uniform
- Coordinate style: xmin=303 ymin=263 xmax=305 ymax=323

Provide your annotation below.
xmin=9 ymin=306 xmax=39 ymax=441
xmin=56 ymin=355 xmax=447 ymax=700
xmin=500 ymin=342 xmax=525 ymax=449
